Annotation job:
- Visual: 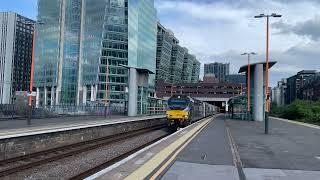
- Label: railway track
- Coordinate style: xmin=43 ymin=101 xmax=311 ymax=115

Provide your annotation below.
xmin=0 ymin=124 xmax=168 ymax=178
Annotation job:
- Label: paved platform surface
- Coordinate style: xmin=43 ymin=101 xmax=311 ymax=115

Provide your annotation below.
xmin=86 ymin=116 xmax=216 ymax=180
xmin=0 ymin=115 xmax=165 ymax=139
xmin=162 ymin=116 xmax=239 ymax=180
xmin=162 ymin=116 xmax=320 ymax=180
xmin=227 ymin=117 xmax=320 ymax=171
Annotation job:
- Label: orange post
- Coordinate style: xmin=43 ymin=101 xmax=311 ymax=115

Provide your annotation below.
xmin=28 ymin=28 xmax=36 ymax=106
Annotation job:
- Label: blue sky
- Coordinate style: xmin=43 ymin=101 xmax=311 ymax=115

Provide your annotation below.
xmin=1 ymin=0 xmax=320 ymax=86
xmin=0 ymin=0 xmax=37 ymax=19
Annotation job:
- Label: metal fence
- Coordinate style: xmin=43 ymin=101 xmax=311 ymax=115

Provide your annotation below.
xmin=147 ymin=106 xmax=167 ymax=116
xmin=0 ymin=104 xmax=127 ymax=120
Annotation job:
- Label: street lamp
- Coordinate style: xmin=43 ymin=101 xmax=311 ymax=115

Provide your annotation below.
xmin=241 ymin=52 xmax=256 ymax=121
xmin=25 ymin=21 xmax=44 ymax=107
xmin=254 ymin=13 xmax=282 ymax=134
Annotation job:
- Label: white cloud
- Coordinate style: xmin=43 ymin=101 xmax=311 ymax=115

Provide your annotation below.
xmin=157 ymin=1 xmax=250 ymax=22
xmin=155 ymin=0 xmax=320 ymax=86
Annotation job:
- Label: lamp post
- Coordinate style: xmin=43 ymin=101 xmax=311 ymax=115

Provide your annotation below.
xmin=241 ymin=52 xmax=256 ymax=121
xmin=254 ymin=13 xmax=281 ymax=134
xmin=25 ymin=21 xmax=44 ymax=107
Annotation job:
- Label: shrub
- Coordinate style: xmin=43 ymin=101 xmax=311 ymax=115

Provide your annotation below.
xmin=271 ymin=100 xmax=320 ymax=125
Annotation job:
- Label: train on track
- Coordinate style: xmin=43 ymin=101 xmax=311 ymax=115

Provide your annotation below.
xmin=166 ymin=95 xmax=218 ymax=130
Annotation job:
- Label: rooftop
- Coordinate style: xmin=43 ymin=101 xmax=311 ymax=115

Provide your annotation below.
xmin=238 ymin=61 xmax=277 ymax=73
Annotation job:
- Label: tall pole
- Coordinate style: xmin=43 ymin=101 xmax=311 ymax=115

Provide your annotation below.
xmin=247 ymin=54 xmax=251 ymax=120
xmin=254 ymin=13 xmax=281 ymax=134
xmin=265 ymin=16 xmax=270 ymax=134
xmin=242 ymin=52 xmax=255 ymax=120
xmin=28 ymin=26 xmax=36 ymax=106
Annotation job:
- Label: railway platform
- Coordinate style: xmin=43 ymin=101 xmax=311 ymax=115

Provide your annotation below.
xmin=0 ymin=115 xmax=165 ymax=139
xmin=0 ymin=115 xmax=166 ymax=161
xmin=89 ymin=115 xmax=320 ymax=180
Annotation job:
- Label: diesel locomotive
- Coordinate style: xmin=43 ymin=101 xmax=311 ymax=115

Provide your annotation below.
xmin=166 ymin=95 xmax=218 ymax=130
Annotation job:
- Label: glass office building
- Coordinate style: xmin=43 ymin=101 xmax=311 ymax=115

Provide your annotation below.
xmin=35 ymin=0 xmax=157 ymax=111
xmin=155 ymin=22 xmax=199 ymax=84
xmin=182 ymin=52 xmax=196 ymax=82
xmin=191 ymin=59 xmax=200 ymax=83
xmin=0 ymin=12 xmax=34 ymax=104
xmin=204 ymin=62 xmax=230 ymax=82
xmin=170 ymin=44 xmax=186 ymax=83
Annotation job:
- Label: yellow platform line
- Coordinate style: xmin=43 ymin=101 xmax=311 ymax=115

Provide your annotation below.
xmin=124 ymin=117 xmax=212 ymax=180
xmin=272 ymin=117 xmax=320 ymax=129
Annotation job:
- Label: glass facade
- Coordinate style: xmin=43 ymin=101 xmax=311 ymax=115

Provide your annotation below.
xmin=191 ymin=59 xmax=200 ymax=83
xmin=35 ymin=0 xmax=157 ymax=113
xmin=128 ymin=0 xmax=157 ymax=83
xmin=155 ymin=22 xmax=199 ymax=84
xmin=98 ymin=0 xmax=128 ymax=104
xmin=170 ymin=45 xmax=185 ymax=83
xmin=60 ymin=0 xmax=82 ymax=104
xmin=128 ymin=0 xmax=157 ymax=114
xmin=182 ymin=53 xmax=195 ymax=82
xmin=204 ymin=62 xmax=230 ymax=82
xmin=156 ymin=24 xmax=174 ymax=82
xmin=35 ymin=0 xmax=62 ymax=105
xmin=81 ymin=0 xmax=105 ymax=86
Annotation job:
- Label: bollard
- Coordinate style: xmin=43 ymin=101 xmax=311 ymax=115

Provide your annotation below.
xmin=265 ymin=111 xmax=269 ymax=134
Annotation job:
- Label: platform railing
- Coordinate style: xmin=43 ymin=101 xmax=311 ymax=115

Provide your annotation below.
xmin=0 ymin=104 xmax=127 ymax=120
xmin=147 ymin=106 xmax=166 ymax=115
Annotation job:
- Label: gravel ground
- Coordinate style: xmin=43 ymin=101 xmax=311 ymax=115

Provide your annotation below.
xmin=3 ymin=129 xmax=169 ymax=180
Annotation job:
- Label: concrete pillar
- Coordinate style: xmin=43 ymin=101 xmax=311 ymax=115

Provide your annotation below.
xmin=51 ymin=87 xmax=55 ymax=106
xmin=82 ymin=86 xmax=87 ymax=104
xmin=76 ymin=87 xmax=81 ymax=106
xmin=203 ymin=103 xmax=206 ymax=117
xmin=225 ymin=101 xmax=229 ymax=112
xmin=254 ymin=64 xmax=264 ymax=121
xmin=36 ymin=88 xmax=40 ymax=108
xmin=94 ymin=84 xmax=98 ymax=101
xmin=55 ymin=89 xmax=60 ymax=105
xmin=128 ymin=68 xmax=138 ymax=116
xmin=140 ymin=86 xmax=143 ymax=115
xmin=44 ymin=87 xmax=48 ymax=106
xmin=90 ymin=85 xmax=94 ymax=101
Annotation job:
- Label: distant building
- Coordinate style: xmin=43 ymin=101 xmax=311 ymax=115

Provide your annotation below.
xmin=156 ymin=79 xmax=241 ymax=99
xmin=226 ymin=74 xmax=246 ymax=84
xmin=156 ymin=23 xmax=178 ymax=83
xmin=285 ymin=70 xmax=317 ymax=104
xmin=156 ymin=79 xmax=242 ymax=111
xmin=156 ymin=22 xmax=199 ymax=84
xmin=182 ymin=52 xmax=196 ymax=82
xmin=298 ymin=73 xmax=320 ymax=101
xmin=204 ymin=62 xmax=230 ymax=82
xmin=191 ymin=58 xmax=201 ymax=83
xmin=203 ymin=74 xmax=219 ymax=83
xmin=170 ymin=44 xmax=186 ymax=83
xmin=272 ymin=79 xmax=287 ymax=106
xmin=0 ymin=12 xmax=34 ymax=104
